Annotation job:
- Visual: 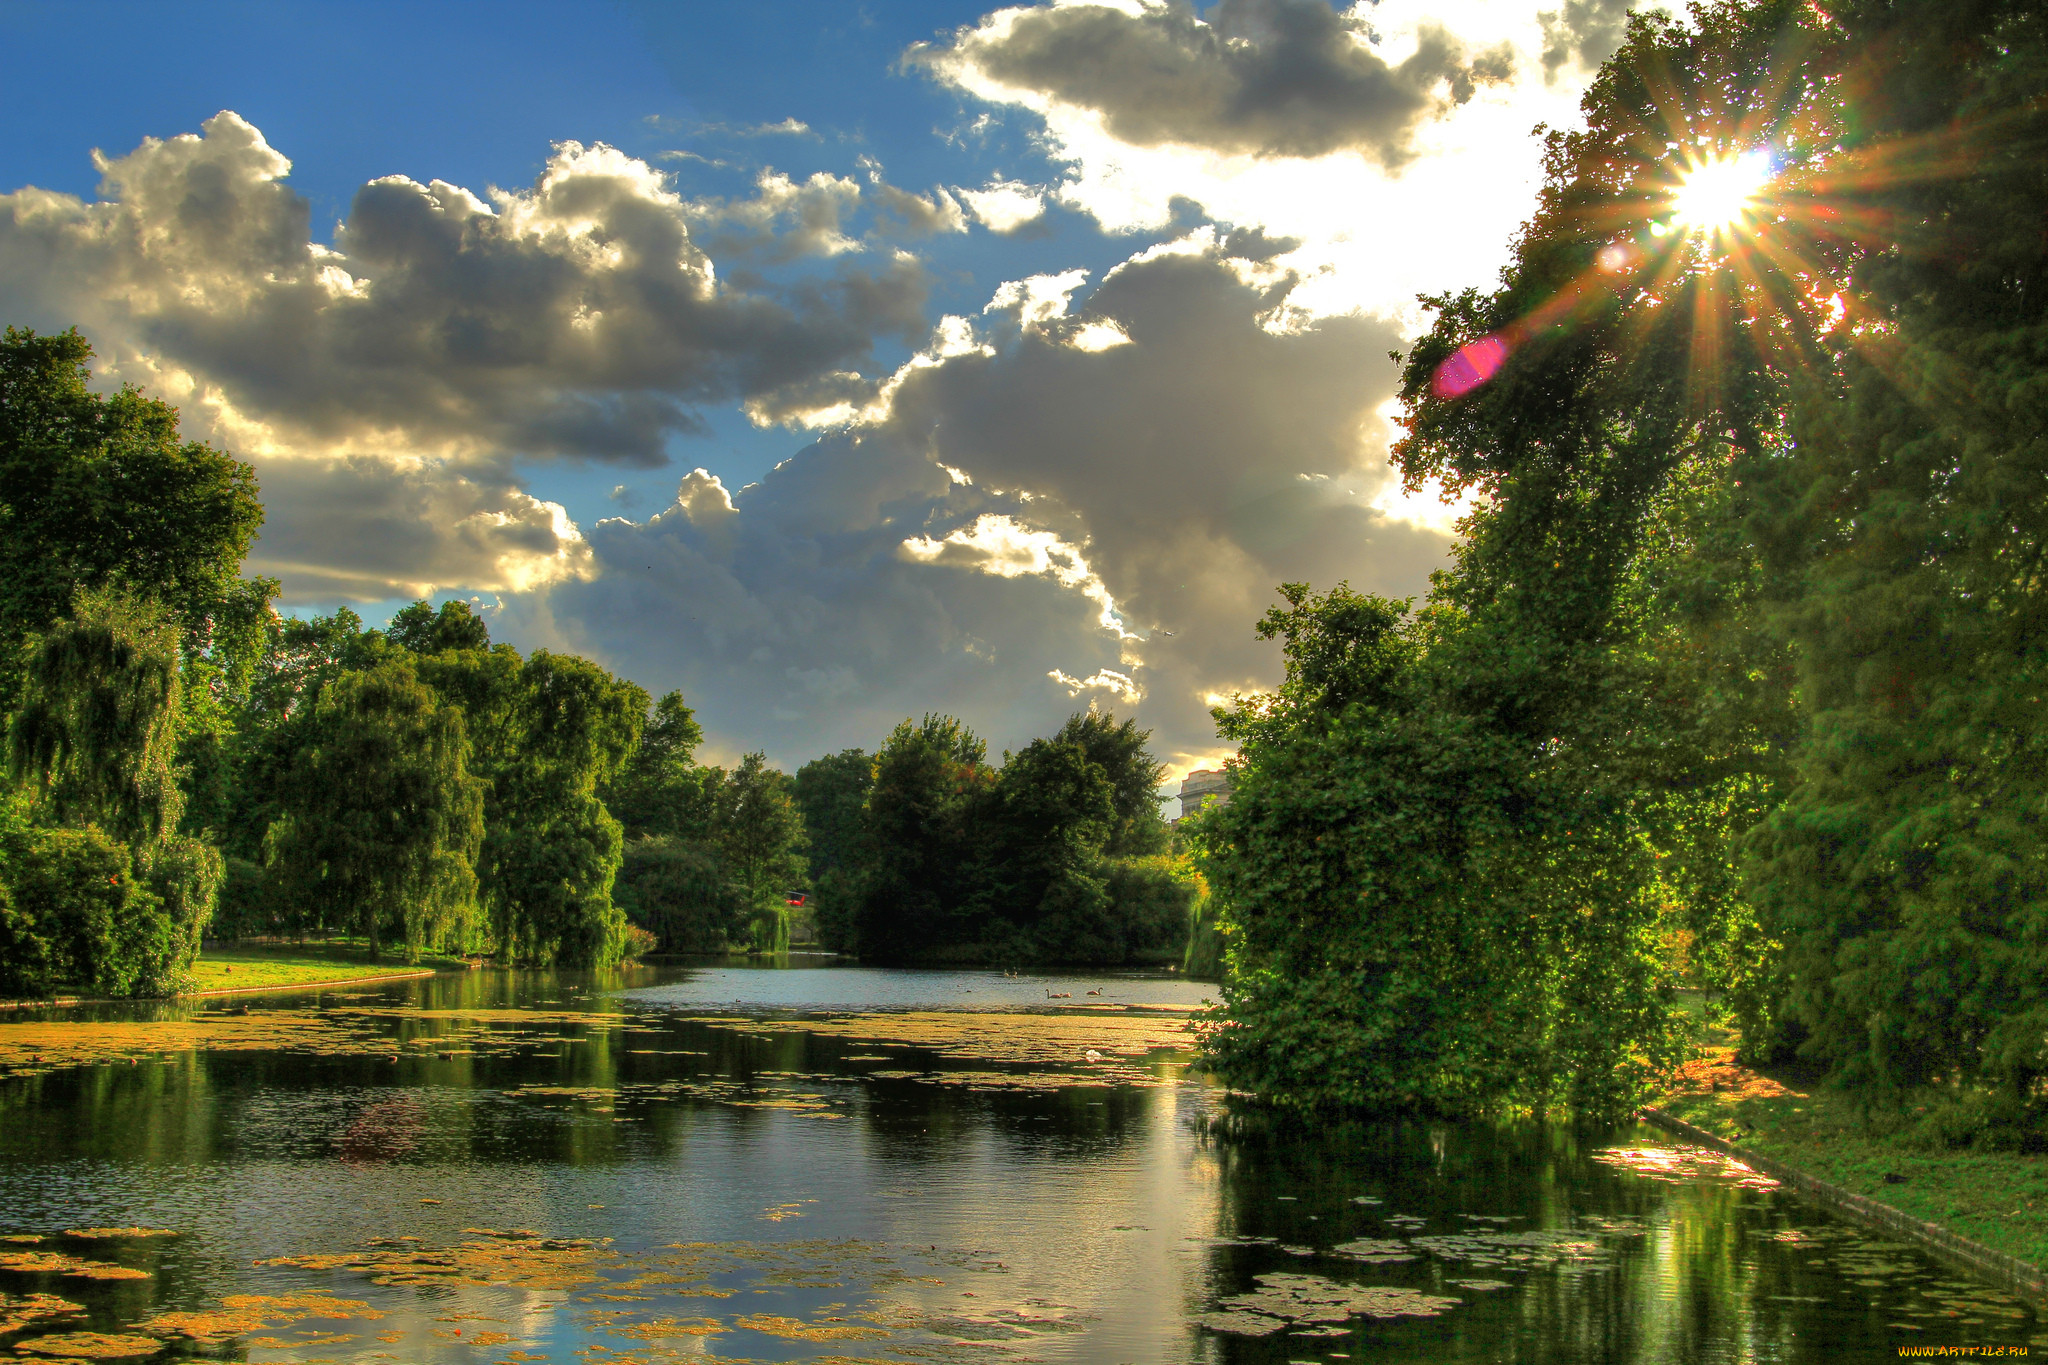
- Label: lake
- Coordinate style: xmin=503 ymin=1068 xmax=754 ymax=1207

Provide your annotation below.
xmin=0 ymin=959 xmax=2035 ymax=1362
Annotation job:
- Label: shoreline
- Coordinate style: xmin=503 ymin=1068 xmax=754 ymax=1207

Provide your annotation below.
xmin=1642 ymin=1104 xmax=2048 ymax=1307
xmin=0 ymin=966 xmax=441 ymax=1012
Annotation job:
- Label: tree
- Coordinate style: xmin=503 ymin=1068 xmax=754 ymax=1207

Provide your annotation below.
xmin=793 ymin=749 xmax=871 ymax=951
xmin=386 ymin=598 xmax=492 ymax=655
xmin=418 ymin=647 xmax=645 ymax=966
xmin=713 ymin=753 xmax=808 ymax=951
xmin=0 ymin=327 xmax=267 ymax=712
xmin=264 ymin=661 xmax=484 ymax=961
xmin=605 ymin=691 xmax=713 ymax=841
xmin=1724 ymin=0 xmax=2048 ymax=1126
xmin=6 ymin=589 xmax=222 ymax=993
xmin=856 ymin=715 xmax=989 ymax=963
xmin=1053 ymin=711 xmax=1170 ymax=856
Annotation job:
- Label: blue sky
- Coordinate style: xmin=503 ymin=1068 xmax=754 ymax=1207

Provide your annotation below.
xmin=0 ymin=0 xmax=1633 ymax=773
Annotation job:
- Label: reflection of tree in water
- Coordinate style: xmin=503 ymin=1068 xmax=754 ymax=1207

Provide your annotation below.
xmin=1192 ymin=1113 xmax=2035 ymax=1360
xmin=337 ymin=1096 xmax=425 ymax=1165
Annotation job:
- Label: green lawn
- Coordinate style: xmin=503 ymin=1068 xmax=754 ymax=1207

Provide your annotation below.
xmin=190 ymin=943 xmax=458 ymax=994
xmin=1651 ymin=1042 xmax=2048 ymax=1268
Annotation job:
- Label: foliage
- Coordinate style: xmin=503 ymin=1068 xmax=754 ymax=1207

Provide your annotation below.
xmin=0 ymin=327 xmax=267 ymax=713
xmin=712 ymin=752 xmax=808 ymax=950
xmin=855 ymin=715 xmax=991 ymax=962
xmin=605 ymin=691 xmax=714 ymax=841
xmin=11 ymin=589 xmax=187 ymax=845
xmin=429 ymin=648 xmax=646 ymax=967
xmin=1728 ymin=0 xmax=2048 ymax=1109
xmin=793 ymin=749 xmax=871 ymax=952
xmin=615 ymin=836 xmax=749 ymax=952
xmin=845 ymin=711 xmax=1184 ymax=966
xmin=1101 ymin=855 xmax=1203 ymax=963
xmin=1190 ymin=0 xmax=2048 ymax=1129
xmin=1053 ymin=711 xmax=1170 ymax=856
xmin=0 ymin=792 xmax=180 ymax=998
xmin=5 ymin=589 xmax=221 ymax=992
xmin=386 ymin=598 xmax=491 ymax=655
xmin=1196 ymin=581 xmax=1688 ymax=1118
xmin=263 ymin=661 xmax=484 ymax=961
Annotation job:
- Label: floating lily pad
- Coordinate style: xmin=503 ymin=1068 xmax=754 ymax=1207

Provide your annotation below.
xmin=11 ymin=1333 xmax=164 ymax=1359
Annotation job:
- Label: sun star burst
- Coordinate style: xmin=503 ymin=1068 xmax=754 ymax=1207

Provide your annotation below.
xmin=1671 ymin=152 xmax=1772 ymax=232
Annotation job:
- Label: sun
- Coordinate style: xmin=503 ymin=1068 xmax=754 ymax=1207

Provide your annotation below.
xmin=1671 ymin=152 xmax=1772 ymax=232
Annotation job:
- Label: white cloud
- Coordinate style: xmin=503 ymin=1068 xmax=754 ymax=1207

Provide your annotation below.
xmin=956 ymin=177 xmax=1049 ymax=232
xmin=0 ymin=111 xmax=927 ymax=601
xmin=917 ymin=0 xmax=1633 ymax=327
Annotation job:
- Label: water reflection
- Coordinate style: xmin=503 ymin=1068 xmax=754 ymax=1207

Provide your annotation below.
xmin=0 ymin=963 xmax=2035 ymax=1362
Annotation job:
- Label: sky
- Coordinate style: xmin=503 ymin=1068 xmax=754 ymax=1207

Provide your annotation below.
xmin=0 ymin=0 xmax=1639 ymax=782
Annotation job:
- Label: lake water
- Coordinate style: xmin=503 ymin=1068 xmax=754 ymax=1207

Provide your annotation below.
xmin=0 ymin=959 xmax=2035 ymax=1363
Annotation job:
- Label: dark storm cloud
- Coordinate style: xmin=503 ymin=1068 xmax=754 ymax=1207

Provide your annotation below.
xmin=911 ymin=0 xmax=1515 ymax=164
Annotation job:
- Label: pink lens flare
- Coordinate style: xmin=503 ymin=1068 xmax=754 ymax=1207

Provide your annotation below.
xmin=1431 ymin=334 xmax=1510 ymax=398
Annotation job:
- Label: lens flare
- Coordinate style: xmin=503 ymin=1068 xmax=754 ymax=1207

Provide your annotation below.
xmin=1671 ymin=152 xmax=1772 ymax=231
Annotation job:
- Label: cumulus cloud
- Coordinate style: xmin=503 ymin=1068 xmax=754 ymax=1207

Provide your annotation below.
xmin=1539 ymin=0 xmax=1638 ymax=78
xmin=955 ymin=177 xmax=1049 ymax=233
xmin=912 ymin=0 xmax=1621 ymax=329
xmin=911 ymin=0 xmax=1515 ymax=164
xmin=0 ymin=111 xmax=929 ymax=599
xmin=510 ymin=236 xmax=1454 ymax=771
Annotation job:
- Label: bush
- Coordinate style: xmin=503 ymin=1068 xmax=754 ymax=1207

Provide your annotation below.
xmin=620 ymin=922 xmax=658 ymax=962
xmin=0 ymin=805 xmax=175 ymax=997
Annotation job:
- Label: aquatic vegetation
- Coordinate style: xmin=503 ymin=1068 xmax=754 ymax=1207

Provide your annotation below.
xmin=1406 ymin=1228 xmax=1614 ymax=1271
xmin=1328 ymin=1238 xmax=1413 ymax=1263
xmin=0 ymin=1252 xmax=148 ymax=1280
xmin=9 ymin=1333 xmax=163 ymax=1359
xmin=1198 ymin=1272 xmax=1461 ymax=1336
xmin=0 ymin=1292 xmax=83 ymax=1336
xmin=132 ymin=1308 xmax=269 ymax=1344
xmin=58 ymin=1230 xmax=172 ymax=1241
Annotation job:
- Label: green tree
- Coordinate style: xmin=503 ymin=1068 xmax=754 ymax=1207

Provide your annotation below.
xmin=856 ymin=715 xmax=989 ymax=963
xmin=1726 ymin=0 xmax=2048 ymax=1126
xmin=419 ymin=647 xmax=645 ymax=966
xmin=0 ymin=328 xmax=268 ymax=712
xmin=1053 ymin=711 xmax=1170 ymax=856
xmin=714 ymin=753 xmax=808 ymax=950
xmin=6 ymin=589 xmax=222 ymax=993
xmin=263 ymin=661 xmax=484 ymax=961
xmin=387 ymin=598 xmax=492 ymax=655
xmin=605 ymin=691 xmax=713 ymax=841
xmin=792 ymin=748 xmax=871 ymax=952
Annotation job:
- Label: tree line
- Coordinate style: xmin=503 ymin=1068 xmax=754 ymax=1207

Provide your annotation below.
xmin=1191 ymin=0 xmax=2048 ymax=1147
xmin=0 ymin=325 xmax=1197 ymax=995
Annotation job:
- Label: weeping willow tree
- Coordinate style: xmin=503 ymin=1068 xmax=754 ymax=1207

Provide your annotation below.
xmin=264 ymin=661 xmax=484 ymax=962
xmin=3 ymin=589 xmax=219 ymax=994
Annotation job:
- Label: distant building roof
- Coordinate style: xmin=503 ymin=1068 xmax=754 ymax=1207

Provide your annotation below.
xmin=1176 ymin=767 xmax=1231 ymax=821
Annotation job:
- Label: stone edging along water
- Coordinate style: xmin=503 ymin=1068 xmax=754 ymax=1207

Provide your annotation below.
xmin=1641 ymin=1105 xmax=2048 ymax=1305
xmin=0 ymin=968 xmax=437 ymax=1012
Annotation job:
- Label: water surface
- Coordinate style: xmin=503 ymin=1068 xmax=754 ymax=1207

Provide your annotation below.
xmin=0 ymin=959 xmax=2033 ymax=1363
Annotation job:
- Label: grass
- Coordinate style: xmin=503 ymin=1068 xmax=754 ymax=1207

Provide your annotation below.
xmin=189 ymin=941 xmax=461 ymax=994
xmin=1649 ymin=1032 xmax=2048 ymax=1268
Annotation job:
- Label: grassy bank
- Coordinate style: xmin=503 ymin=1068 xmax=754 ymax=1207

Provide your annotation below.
xmin=1651 ymin=1038 xmax=2048 ymax=1269
xmin=189 ymin=941 xmax=460 ymax=994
